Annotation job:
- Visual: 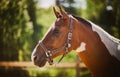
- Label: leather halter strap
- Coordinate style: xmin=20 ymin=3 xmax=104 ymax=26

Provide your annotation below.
xmin=39 ymin=16 xmax=73 ymax=65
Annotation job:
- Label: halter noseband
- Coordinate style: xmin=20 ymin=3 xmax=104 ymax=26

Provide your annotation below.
xmin=39 ymin=16 xmax=73 ymax=65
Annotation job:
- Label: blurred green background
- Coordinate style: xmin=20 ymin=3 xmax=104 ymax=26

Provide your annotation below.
xmin=0 ymin=0 xmax=120 ymax=77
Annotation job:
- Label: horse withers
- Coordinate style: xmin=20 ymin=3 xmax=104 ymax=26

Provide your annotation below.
xmin=31 ymin=7 xmax=120 ymax=77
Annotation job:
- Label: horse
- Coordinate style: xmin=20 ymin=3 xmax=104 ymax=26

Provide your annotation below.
xmin=31 ymin=7 xmax=120 ymax=77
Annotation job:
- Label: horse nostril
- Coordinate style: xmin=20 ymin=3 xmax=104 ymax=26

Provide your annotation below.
xmin=34 ymin=56 xmax=37 ymax=61
xmin=32 ymin=56 xmax=37 ymax=62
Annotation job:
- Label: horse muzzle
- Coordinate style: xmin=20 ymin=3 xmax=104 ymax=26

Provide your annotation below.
xmin=31 ymin=48 xmax=47 ymax=67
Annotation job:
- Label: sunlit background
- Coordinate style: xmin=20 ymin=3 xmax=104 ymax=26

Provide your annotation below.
xmin=0 ymin=0 xmax=120 ymax=77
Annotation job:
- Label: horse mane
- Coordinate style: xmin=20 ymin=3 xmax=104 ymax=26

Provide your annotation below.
xmin=72 ymin=15 xmax=92 ymax=28
xmin=72 ymin=14 xmax=120 ymax=44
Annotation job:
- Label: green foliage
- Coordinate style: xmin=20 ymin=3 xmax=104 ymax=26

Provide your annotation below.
xmin=0 ymin=0 xmax=26 ymax=61
xmin=0 ymin=0 xmax=39 ymax=61
xmin=54 ymin=50 xmax=77 ymax=62
xmin=85 ymin=0 xmax=120 ymax=38
xmin=36 ymin=8 xmax=55 ymax=38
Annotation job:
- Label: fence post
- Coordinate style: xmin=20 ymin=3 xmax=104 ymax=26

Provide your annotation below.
xmin=76 ymin=55 xmax=80 ymax=77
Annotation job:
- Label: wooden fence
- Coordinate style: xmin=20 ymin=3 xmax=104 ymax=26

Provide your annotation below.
xmin=0 ymin=61 xmax=86 ymax=68
xmin=0 ymin=61 xmax=88 ymax=77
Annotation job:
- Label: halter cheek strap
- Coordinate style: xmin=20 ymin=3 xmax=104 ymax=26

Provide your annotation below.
xmin=39 ymin=41 xmax=53 ymax=65
xmin=39 ymin=16 xmax=73 ymax=65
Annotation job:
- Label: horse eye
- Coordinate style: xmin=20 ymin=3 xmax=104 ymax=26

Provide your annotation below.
xmin=53 ymin=29 xmax=59 ymax=33
xmin=53 ymin=29 xmax=59 ymax=36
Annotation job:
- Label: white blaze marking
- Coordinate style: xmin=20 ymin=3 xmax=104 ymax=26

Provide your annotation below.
xmin=88 ymin=20 xmax=120 ymax=61
xmin=76 ymin=42 xmax=86 ymax=52
xmin=31 ymin=47 xmax=37 ymax=61
xmin=118 ymin=44 xmax=120 ymax=50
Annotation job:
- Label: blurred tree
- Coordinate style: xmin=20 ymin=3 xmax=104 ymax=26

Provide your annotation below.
xmin=0 ymin=0 xmax=26 ymax=61
xmin=0 ymin=0 xmax=41 ymax=61
xmin=26 ymin=0 xmax=42 ymax=47
xmin=56 ymin=0 xmax=61 ymax=6
xmin=86 ymin=0 xmax=120 ymax=38
xmin=112 ymin=0 xmax=120 ymax=38
xmin=55 ymin=0 xmax=77 ymax=15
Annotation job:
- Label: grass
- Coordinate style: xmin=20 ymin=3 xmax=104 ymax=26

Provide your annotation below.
xmin=26 ymin=67 xmax=91 ymax=77
xmin=0 ymin=63 xmax=91 ymax=77
xmin=27 ymin=68 xmax=75 ymax=77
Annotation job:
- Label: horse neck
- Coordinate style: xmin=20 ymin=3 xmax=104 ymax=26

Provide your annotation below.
xmin=71 ymin=19 xmax=97 ymax=50
xmin=71 ymin=20 xmax=120 ymax=77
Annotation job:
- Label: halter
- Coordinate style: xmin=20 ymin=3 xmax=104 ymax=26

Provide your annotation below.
xmin=39 ymin=16 xmax=73 ymax=65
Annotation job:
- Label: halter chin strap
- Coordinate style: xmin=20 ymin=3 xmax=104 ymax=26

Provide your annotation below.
xmin=39 ymin=16 xmax=73 ymax=65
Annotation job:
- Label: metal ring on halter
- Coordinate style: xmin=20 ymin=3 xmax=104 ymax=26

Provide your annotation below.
xmin=39 ymin=16 xmax=73 ymax=65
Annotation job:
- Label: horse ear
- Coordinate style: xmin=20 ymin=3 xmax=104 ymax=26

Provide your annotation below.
xmin=53 ymin=7 xmax=60 ymax=18
xmin=59 ymin=6 xmax=69 ymax=19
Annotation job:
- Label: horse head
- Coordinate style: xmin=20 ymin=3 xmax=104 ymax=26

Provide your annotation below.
xmin=31 ymin=7 xmax=76 ymax=67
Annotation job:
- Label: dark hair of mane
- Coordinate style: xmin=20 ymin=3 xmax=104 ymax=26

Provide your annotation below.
xmin=72 ymin=15 xmax=92 ymax=28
